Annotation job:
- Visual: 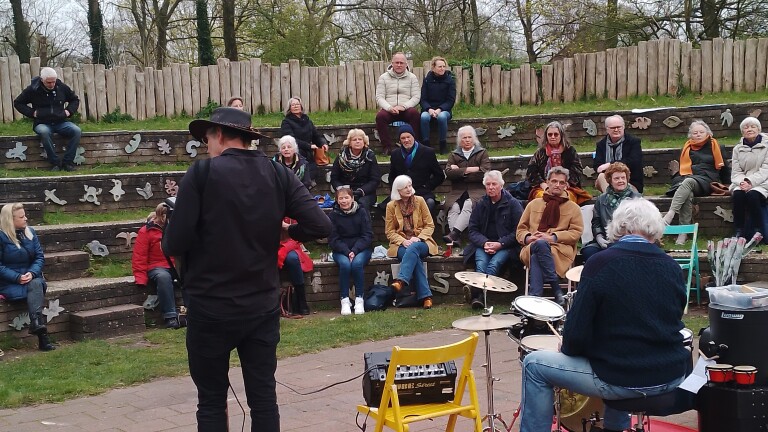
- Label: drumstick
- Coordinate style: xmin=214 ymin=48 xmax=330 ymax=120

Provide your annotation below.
xmin=546 ymin=321 xmax=562 ymax=342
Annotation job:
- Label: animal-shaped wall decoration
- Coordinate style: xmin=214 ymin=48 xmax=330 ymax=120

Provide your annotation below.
xmin=164 ymin=179 xmax=179 ymax=196
xmin=44 ymin=189 xmax=67 ymax=206
xmin=42 ymin=299 xmax=65 ymax=322
xmin=497 ymin=124 xmax=516 ymax=139
xmin=10 ymin=313 xmax=30 ymax=331
xmin=116 ymin=231 xmax=139 ymax=248
xmin=126 ymin=133 xmax=141 ymax=154
xmin=643 ymin=166 xmax=658 ymax=178
xmin=582 ymin=166 xmax=596 ymax=179
xmin=186 ymin=140 xmax=202 ymax=158
xmin=5 ymin=141 xmax=27 ymax=160
xmin=109 ymin=179 xmax=126 ymax=201
xmin=662 ymin=116 xmax=683 ymax=128
xmin=373 ymin=271 xmax=390 ymax=286
xmin=582 ymin=119 xmax=597 ymax=136
xmin=157 ymin=139 xmax=172 ymax=155
xmin=79 ymin=185 xmax=103 ymax=205
xmin=714 ymin=206 xmax=734 ymax=223
xmin=631 ymin=117 xmax=652 ymax=129
xmin=87 ymin=240 xmax=110 ymax=257
xmin=720 ymin=109 xmax=734 ymax=127
xmin=136 ymin=183 xmax=153 ymax=200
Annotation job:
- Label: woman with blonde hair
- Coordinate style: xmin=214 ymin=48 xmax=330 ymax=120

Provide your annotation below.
xmin=420 ymin=56 xmax=456 ymax=153
xmin=330 ymin=128 xmax=381 ymax=210
xmin=0 ymin=203 xmax=55 ymax=350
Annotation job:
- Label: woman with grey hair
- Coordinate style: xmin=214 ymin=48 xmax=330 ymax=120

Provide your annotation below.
xmin=664 ymin=120 xmax=727 ymax=243
xmin=385 ymin=175 xmax=438 ymax=309
xmin=730 ymin=116 xmax=768 ymax=238
xmin=272 ymin=135 xmax=311 ymax=189
xmin=279 ymin=96 xmax=328 ymax=187
xmin=443 ymin=125 xmax=491 ymax=245
xmin=519 ymin=198 xmax=689 ymax=432
xmin=526 ymin=121 xmax=590 ymax=204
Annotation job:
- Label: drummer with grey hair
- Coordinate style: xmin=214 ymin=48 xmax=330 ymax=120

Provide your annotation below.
xmin=518 ymin=198 xmax=690 ymax=432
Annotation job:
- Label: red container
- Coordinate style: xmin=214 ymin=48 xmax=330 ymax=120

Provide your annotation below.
xmin=733 ymin=365 xmax=758 ymax=386
xmin=706 ymin=364 xmax=734 ymax=384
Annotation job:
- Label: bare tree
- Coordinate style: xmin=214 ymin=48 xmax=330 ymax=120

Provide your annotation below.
xmin=88 ymin=0 xmax=112 ymax=67
xmin=9 ymin=0 xmax=31 ymax=62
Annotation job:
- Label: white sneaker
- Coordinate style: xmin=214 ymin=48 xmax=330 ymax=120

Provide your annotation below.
xmin=354 ymin=297 xmax=365 ymax=315
xmin=341 ymin=297 xmax=352 ymax=316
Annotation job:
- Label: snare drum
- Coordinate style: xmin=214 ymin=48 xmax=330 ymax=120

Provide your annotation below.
xmin=514 ymin=296 xmax=566 ymax=322
xmin=519 ymin=334 xmax=561 ymax=362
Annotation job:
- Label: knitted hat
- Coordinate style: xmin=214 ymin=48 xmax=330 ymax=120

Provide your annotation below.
xmin=398 ymin=124 xmax=415 ymax=138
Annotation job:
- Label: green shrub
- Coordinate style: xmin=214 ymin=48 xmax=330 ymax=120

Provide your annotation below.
xmin=100 ymin=108 xmax=133 ymax=123
xmin=195 ymin=98 xmax=220 ymax=118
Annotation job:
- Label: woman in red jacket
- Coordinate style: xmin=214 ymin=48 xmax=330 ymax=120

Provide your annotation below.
xmin=132 ymin=203 xmax=180 ymax=328
xmin=278 ymin=217 xmax=314 ymax=315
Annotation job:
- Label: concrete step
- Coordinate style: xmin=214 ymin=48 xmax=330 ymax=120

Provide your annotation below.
xmin=44 ymin=250 xmax=90 ymax=281
xmin=35 ymin=220 xmax=144 ymax=260
xmin=69 ymin=304 xmax=145 ymax=340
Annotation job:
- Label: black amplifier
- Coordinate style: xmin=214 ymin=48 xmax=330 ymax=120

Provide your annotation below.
xmin=362 ymin=351 xmax=458 ymax=407
xmin=697 ymin=384 xmax=768 ymax=432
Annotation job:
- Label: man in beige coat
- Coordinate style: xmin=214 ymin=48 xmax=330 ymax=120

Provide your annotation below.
xmin=375 ymin=52 xmax=421 ymax=155
xmin=516 ymin=167 xmax=583 ymax=304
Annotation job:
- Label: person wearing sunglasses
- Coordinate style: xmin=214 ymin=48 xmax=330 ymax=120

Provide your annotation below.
xmin=526 ymin=121 xmax=591 ymax=204
xmin=593 ymin=115 xmax=644 ymax=193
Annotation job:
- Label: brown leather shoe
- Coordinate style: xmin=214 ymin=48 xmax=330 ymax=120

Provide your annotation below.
xmin=391 ymin=279 xmax=405 ymax=292
xmin=423 ymin=298 xmax=433 ymax=309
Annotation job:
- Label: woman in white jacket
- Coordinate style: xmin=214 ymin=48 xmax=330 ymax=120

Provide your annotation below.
xmin=730 ymin=116 xmax=768 ymax=238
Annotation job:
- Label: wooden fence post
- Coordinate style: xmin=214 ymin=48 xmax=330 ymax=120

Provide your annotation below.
xmin=105 ymin=69 xmax=117 ymax=113
xmin=585 ymin=52 xmax=597 ymax=98
xmin=354 ymin=60 xmax=365 ymax=110
xmin=208 ymin=64 xmax=220 ymax=106
xmin=563 ymin=58 xmax=575 ymax=103
xmin=250 ymin=59 xmax=262 ymax=111
xmin=574 ymin=53 xmax=585 ymax=100
xmin=733 ymin=40 xmax=745 ymax=92
xmin=115 ymin=66 xmax=126 ymax=114
xmin=319 ymin=67 xmax=330 ymax=112
xmin=0 ymin=58 xmax=14 ymax=122
xmin=511 ymin=68 xmax=521 ymax=106
xmin=8 ymin=55 xmax=22 ymax=120
xmin=95 ymin=64 xmax=108 ymax=119
xmin=616 ymin=47 xmax=628 ymax=99
xmin=627 ymin=46 xmax=638 ymax=97
xmin=136 ymin=71 xmax=146 ymax=120
xmin=745 ymin=38 xmax=758 ymax=92
xmin=712 ymin=38 xmax=724 ymax=93
xmin=595 ymin=51 xmax=606 ymax=98
xmin=218 ymin=58 xmax=231 ymax=104
xmin=289 ymin=59 xmax=300 ymax=100
xmin=646 ymin=41 xmax=658 ymax=96
xmin=657 ymin=40 xmax=669 ymax=95
xmin=553 ymin=60 xmax=562 ymax=102
xmin=637 ymin=41 xmax=647 ymax=95
xmin=756 ymin=38 xmax=768 ymax=90
xmin=542 ymin=64 xmax=553 ymax=102
xmin=680 ymin=43 xmax=692 ymax=91
xmin=259 ymin=63 xmax=271 ymax=112
xmin=606 ymin=48 xmax=617 ymax=99
xmin=271 ymin=65 xmax=282 ymax=113
xmin=472 ymin=63 xmax=482 ymax=105
xmin=145 ymin=67 xmax=156 ymax=118
xmin=701 ymin=40 xmax=713 ymax=94
xmin=491 ymin=64 xmax=502 ymax=105
xmin=310 ymin=66 xmax=321 ymax=113
xmin=691 ymin=49 xmax=702 ymax=94
xmin=521 ymin=64 xmax=532 ymax=105
xmin=667 ymin=40 xmax=680 ymax=95
xmin=178 ymin=64 xmax=191 ymax=117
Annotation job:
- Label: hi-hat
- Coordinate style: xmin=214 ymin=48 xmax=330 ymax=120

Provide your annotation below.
xmin=454 ymin=271 xmax=518 ymax=293
xmin=453 ymin=314 xmax=522 ymax=331
xmin=566 ymin=265 xmax=584 ymax=283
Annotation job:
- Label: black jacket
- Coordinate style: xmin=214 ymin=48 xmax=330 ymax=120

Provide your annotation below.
xmin=330 ymin=149 xmax=381 ymax=197
xmin=328 ymin=204 xmax=374 ymax=255
xmin=279 ymin=114 xmax=328 ymax=162
xmin=389 ymin=143 xmax=445 ymax=199
xmin=463 ymin=190 xmax=524 ymax=263
xmin=162 ymin=148 xmax=331 ymax=317
xmin=593 ymin=134 xmax=644 ymax=193
xmin=14 ymin=77 xmax=80 ymax=126
xmin=420 ymin=71 xmax=456 ymax=112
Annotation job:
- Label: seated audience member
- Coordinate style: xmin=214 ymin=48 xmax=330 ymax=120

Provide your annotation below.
xmin=664 ymin=120 xmax=728 ymax=244
xmin=330 ymin=129 xmax=381 ymax=211
xmin=516 ymin=167 xmax=583 ymax=304
xmin=420 ymin=56 xmax=456 ymax=153
xmin=132 ymin=202 xmax=180 ymax=329
xmin=279 ymin=96 xmax=328 ymax=188
xmin=328 ymin=187 xmax=373 ymax=316
xmin=0 ymin=203 xmax=55 ymax=351
xmin=278 ymin=218 xmax=313 ymax=315
xmin=519 ymin=198 xmax=690 ymax=432
xmin=227 ymin=96 xmax=244 ymax=110
xmin=730 ymin=116 xmax=768 ymax=238
xmin=273 ymin=135 xmax=312 ymax=189
xmin=526 ymin=121 xmax=590 ymax=204
xmin=382 ymin=124 xmax=445 ymax=215
xmin=581 ymin=162 xmax=641 ymax=262
xmin=593 ymin=115 xmax=644 ymax=193
xmin=375 ymin=52 xmax=421 ymax=155
xmin=386 ymin=175 xmax=438 ymax=309
xmin=464 ymin=170 xmax=523 ymax=309
xmin=443 ymin=125 xmax=491 ymax=245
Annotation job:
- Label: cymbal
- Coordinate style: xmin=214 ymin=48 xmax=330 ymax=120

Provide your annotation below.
xmin=565 ymin=265 xmax=584 ymax=283
xmin=453 ymin=314 xmax=522 ymax=331
xmin=454 ymin=271 xmax=518 ymax=293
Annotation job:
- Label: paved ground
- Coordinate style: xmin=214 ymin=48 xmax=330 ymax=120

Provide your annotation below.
xmin=0 ymin=328 xmax=699 ymax=432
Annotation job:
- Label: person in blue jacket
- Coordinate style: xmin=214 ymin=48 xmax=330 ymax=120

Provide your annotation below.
xmin=420 ymin=56 xmax=456 ymax=154
xmin=0 ymin=203 xmax=55 ymax=351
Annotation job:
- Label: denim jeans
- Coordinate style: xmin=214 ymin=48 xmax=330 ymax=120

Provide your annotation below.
xmin=396 ymin=243 xmax=433 ymax=300
xmin=580 ymin=243 xmax=603 ymax=263
xmin=148 ymin=267 xmax=177 ymax=318
xmin=25 ymin=277 xmax=46 ymax=316
xmin=333 ymin=249 xmax=372 ymax=298
xmin=420 ymin=111 xmax=452 ymax=144
xmin=528 ymin=240 xmax=559 ymax=296
xmin=520 ymin=350 xmax=686 ymax=432
xmin=186 ymin=306 xmax=281 ymax=432
xmin=474 ymin=248 xmax=511 ymax=276
xmin=282 ymin=251 xmax=306 ymax=287
xmin=33 ymin=121 xmax=81 ymax=166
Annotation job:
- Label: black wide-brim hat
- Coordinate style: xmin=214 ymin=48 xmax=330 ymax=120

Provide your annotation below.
xmin=188 ymin=107 xmax=270 ymax=141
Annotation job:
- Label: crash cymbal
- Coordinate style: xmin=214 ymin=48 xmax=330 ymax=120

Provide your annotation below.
xmin=565 ymin=265 xmax=584 ymax=283
xmin=452 ymin=314 xmax=522 ymax=331
xmin=454 ymin=271 xmax=518 ymax=293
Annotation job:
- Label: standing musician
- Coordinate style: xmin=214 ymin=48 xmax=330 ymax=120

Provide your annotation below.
xmin=518 ymin=198 xmax=690 ymax=432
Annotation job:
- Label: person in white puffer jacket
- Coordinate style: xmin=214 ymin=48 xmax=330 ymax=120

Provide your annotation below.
xmin=730 ymin=116 xmax=768 ymax=239
xmin=375 ymin=52 xmax=421 ymax=155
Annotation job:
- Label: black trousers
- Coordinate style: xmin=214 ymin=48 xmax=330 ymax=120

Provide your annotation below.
xmin=732 ymin=189 xmax=766 ymax=234
xmin=186 ymin=305 xmax=281 ymax=432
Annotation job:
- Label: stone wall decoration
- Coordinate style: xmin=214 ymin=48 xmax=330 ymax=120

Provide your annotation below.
xmin=431 ymin=272 xmax=451 ymax=294
xmin=323 ymin=133 xmax=341 ymax=145
xmin=311 ymin=271 xmax=322 ymax=292
xmin=164 ymin=179 xmax=178 ymax=196
xmin=561 ymin=122 xmax=573 ymax=130
xmin=662 ymin=116 xmax=683 ymax=128
xmin=720 ymin=109 xmax=733 ymax=127
xmin=513 ymin=168 xmax=526 ymax=179
xmin=109 ymin=179 xmax=125 ymax=201
xmin=137 ymin=183 xmax=153 ymax=199
xmin=643 ymin=166 xmax=658 ymax=178
xmin=435 ymin=208 xmax=447 ymax=234
xmin=186 ymin=140 xmax=202 ymax=158
xmin=668 ymin=160 xmax=680 ymax=175
xmin=497 ymin=124 xmax=516 ymax=139
xmin=10 ymin=312 xmax=30 ymax=331
xmin=373 ymin=129 xmax=381 ymax=142
xmin=79 ymin=185 xmax=103 ymax=205
xmin=373 ymin=270 xmax=390 ymax=286
xmin=631 ymin=117 xmax=652 ymax=129
xmin=475 ymin=127 xmax=487 ymax=136
xmin=44 ymin=189 xmax=67 ymax=205
xmin=73 ymin=146 xmax=86 ymax=165
xmin=750 ymin=109 xmax=762 ymax=118
xmin=380 ymin=173 xmax=389 ymax=184
xmin=126 ymin=133 xmax=141 ymax=154
xmin=42 ymin=299 xmax=64 ymax=322
xmin=116 ymin=231 xmax=138 ymax=248
xmin=582 ymin=119 xmax=597 ymax=136
xmin=157 ymin=139 xmax=171 ymax=155
xmin=714 ymin=205 xmax=734 ymax=223
xmin=582 ymin=166 xmax=596 ymax=178
xmin=87 ymin=240 xmax=110 ymax=256
xmin=5 ymin=141 xmax=28 ymax=160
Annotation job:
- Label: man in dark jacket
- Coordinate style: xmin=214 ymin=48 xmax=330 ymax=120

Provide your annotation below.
xmin=162 ymin=107 xmax=331 ymax=432
xmin=463 ymin=170 xmax=523 ymax=308
xmin=14 ymin=67 xmax=81 ymax=171
xmin=593 ymin=115 xmax=644 ymax=193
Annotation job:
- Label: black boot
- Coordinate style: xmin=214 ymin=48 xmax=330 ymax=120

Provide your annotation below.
xmin=439 ymin=140 xmax=447 ymax=154
xmin=37 ymin=332 xmax=55 ymax=351
xmin=29 ymin=312 xmax=47 ymax=335
xmin=442 ymin=228 xmax=462 ymax=245
xmin=293 ymin=284 xmax=310 ymax=315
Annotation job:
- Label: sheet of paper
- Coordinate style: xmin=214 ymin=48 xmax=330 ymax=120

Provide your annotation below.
xmin=679 ymin=356 xmax=716 ymax=393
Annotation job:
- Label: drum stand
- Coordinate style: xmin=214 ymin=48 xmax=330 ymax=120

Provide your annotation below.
xmin=478 ymin=327 xmax=509 ymax=432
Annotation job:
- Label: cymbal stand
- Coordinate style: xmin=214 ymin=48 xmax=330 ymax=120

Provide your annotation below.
xmin=479 ymin=328 xmax=508 ymax=432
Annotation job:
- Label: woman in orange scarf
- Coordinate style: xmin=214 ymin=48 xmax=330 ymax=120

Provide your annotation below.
xmin=664 ymin=120 xmax=727 ymax=243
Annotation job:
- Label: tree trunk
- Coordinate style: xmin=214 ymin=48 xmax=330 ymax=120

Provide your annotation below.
xmin=10 ymin=0 xmax=31 ymax=63
xmin=700 ymin=0 xmax=721 ymax=39
xmin=606 ymin=0 xmax=618 ymax=48
xmin=222 ymin=0 xmax=238 ymax=61
xmin=88 ymin=0 xmax=112 ymax=67
xmin=196 ymin=0 xmax=215 ymax=66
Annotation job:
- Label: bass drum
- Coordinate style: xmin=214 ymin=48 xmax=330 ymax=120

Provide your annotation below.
xmin=558 ymin=388 xmax=604 ymax=432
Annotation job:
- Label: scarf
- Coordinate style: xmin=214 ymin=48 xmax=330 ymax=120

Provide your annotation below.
xmin=744 ymin=134 xmax=763 ymax=148
xmin=274 ymin=154 xmax=305 ymax=180
xmin=342 ymin=201 xmax=359 ymax=215
xmin=606 ymin=135 xmax=625 ymax=163
xmin=401 ymin=142 xmax=419 ymax=169
xmin=398 ymin=196 xmax=416 ymax=238
xmin=538 ymin=193 xmax=569 ymax=231
xmin=679 ymin=136 xmax=724 ymax=176
xmin=337 ymin=146 xmax=369 ymax=174
xmin=604 ymin=185 xmax=634 ymax=213
xmin=544 ymin=144 xmax=563 ymax=175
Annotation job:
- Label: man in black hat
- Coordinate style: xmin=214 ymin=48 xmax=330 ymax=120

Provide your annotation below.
xmin=163 ymin=107 xmax=331 ymax=432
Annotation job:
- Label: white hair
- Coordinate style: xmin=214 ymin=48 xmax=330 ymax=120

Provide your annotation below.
xmin=40 ymin=67 xmax=57 ymax=80
xmin=688 ymin=120 xmax=713 ymax=138
xmin=455 ymin=125 xmax=483 ymax=151
xmin=606 ymin=198 xmax=666 ymax=242
xmin=278 ymin=135 xmax=299 ymax=155
xmin=390 ymin=175 xmax=413 ymax=201
xmin=740 ymin=116 xmax=762 ymax=133
xmin=284 ymin=97 xmax=304 ymax=115
xmin=604 ymin=115 xmax=624 ymax=127
xmin=482 ymin=170 xmax=504 ymax=186
xmin=547 ymin=166 xmax=570 ymax=181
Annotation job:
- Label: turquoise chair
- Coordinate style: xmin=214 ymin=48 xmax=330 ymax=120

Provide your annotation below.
xmin=663 ymin=223 xmax=700 ymax=311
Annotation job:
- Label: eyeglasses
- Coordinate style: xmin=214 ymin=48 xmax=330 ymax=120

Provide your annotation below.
xmin=547 ymin=132 xmax=560 ymax=137
xmin=607 ymin=125 xmax=624 ymax=130
xmin=549 ymin=180 xmax=568 ymax=185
